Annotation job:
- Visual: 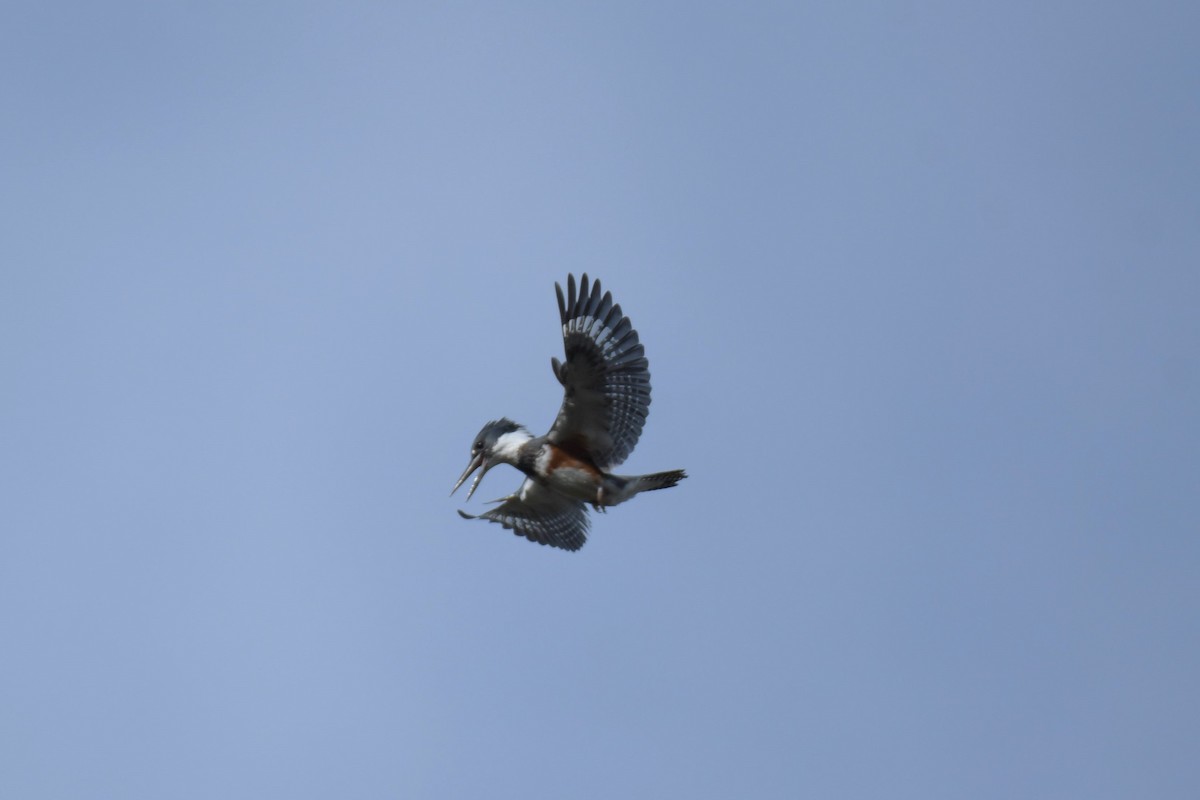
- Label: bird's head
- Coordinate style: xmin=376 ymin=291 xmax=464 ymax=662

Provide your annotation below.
xmin=450 ymin=418 xmax=529 ymax=502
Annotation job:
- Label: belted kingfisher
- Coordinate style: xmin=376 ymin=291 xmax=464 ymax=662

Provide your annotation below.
xmin=451 ymin=273 xmax=686 ymax=551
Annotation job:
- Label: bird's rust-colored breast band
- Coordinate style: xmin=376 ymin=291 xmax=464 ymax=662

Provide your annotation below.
xmin=545 ymin=443 xmax=603 ymax=480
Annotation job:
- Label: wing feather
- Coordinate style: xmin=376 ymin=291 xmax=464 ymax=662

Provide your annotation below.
xmin=458 ymin=479 xmax=590 ymax=551
xmin=548 ymin=273 xmax=653 ymax=469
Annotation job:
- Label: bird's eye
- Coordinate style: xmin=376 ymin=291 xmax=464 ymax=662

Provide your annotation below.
xmin=474 ymin=441 xmax=483 ymax=451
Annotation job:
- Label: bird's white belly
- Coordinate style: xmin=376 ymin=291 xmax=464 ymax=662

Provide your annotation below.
xmin=546 ymin=466 xmax=601 ymax=500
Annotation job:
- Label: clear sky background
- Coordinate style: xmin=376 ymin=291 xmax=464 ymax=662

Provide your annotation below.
xmin=2 ymin=3 xmax=1197 ymax=798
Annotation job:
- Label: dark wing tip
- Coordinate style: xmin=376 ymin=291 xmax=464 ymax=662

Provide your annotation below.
xmin=457 ymin=509 xmax=476 ymax=520
xmin=579 ymin=273 xmax=591 ymax=309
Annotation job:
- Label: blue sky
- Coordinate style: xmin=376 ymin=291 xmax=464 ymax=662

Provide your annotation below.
xmin=2 ymin=2 xmax=1197 ymax=797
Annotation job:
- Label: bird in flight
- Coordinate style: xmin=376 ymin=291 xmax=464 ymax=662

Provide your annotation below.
xmin=452 ymin=273 xmax=686 ymax=551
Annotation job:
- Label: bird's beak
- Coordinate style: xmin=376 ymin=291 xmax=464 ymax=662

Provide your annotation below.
xmin=450 ymin=453 xmax=492 ymax=502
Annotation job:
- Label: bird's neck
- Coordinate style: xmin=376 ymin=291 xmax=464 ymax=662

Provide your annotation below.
xmin=492 ymin=428 xmax=533 ymax=464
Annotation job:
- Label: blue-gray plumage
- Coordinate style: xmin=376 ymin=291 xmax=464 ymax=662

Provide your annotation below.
xmin=451 ymin=274 xmax=686 ymax=551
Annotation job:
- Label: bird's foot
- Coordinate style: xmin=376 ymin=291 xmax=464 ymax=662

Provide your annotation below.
xmin=593 ymin=487 xmax=608 ymax=513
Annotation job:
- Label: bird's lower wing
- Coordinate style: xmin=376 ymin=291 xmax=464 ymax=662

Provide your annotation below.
xmin=457 ymin=479 xmax=590 ymax=551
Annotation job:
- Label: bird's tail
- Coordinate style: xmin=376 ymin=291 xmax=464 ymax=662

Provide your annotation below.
xmin=625 ymin=469 xmax=687 ymax=495
xmin=602 ymin=469 xmax=686 ymax=507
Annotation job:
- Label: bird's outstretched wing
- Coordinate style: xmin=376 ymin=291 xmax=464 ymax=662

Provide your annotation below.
xmin=547 ymin=273 xmax=651 ymax=470
xmin=457 ymin=479 xmax=590 ymax=551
